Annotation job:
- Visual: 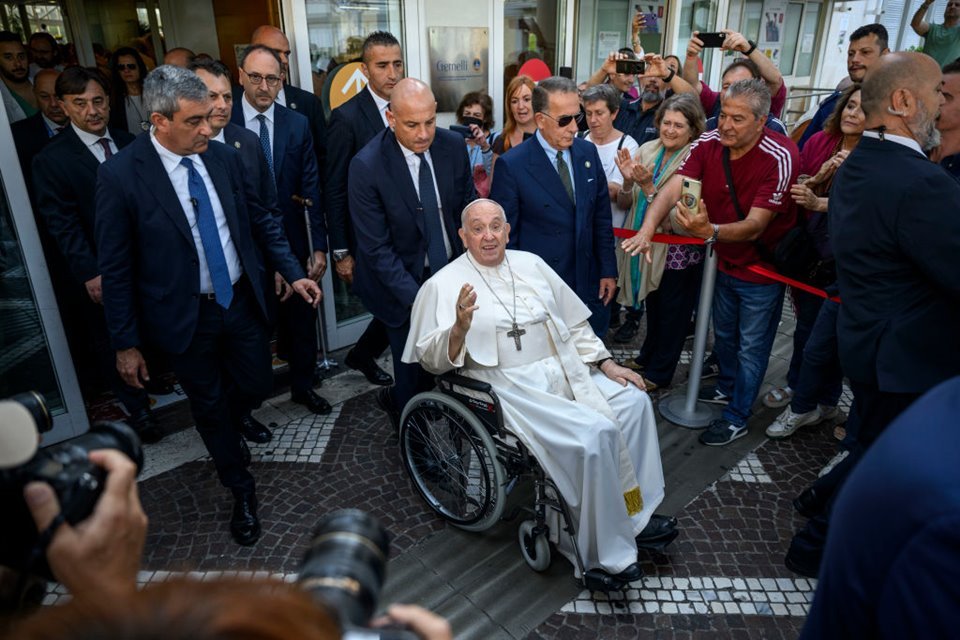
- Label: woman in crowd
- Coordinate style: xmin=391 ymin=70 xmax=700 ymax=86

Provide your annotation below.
xmin=108 ymin=47 xmax=150 ymax=136
xmin=456 ymin=91 xmax=495 ymax=197
xmin=765 ymin=85 xmax=865 ymax=440
xmin=614 ymin=93 xmax=706 ymax=391
xmin=582 ymin=83 xmax=639 ymax=229
xmin=491 ymin=75 xmax=536 ymax=157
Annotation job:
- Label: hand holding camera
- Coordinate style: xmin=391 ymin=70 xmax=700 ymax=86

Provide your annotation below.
xmin=24 ymin=449 xmax=147 ymax=601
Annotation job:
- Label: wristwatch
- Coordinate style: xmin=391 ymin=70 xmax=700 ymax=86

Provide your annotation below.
xmin=705 ymin=223 xmax=720 ymax=245
xmin=332 ymin=249 xmax=350 ymax=262
xmin=744 ymin=40 xmax=758 ymax=56
xmin=663 ymin=67 xmax=676 ymax=83
xmin=645 ymin=188 xmax=658 ymax=204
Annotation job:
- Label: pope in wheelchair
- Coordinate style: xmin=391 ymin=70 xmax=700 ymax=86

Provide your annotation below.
xmin=402 ymin=199 xmax=677 ymax=588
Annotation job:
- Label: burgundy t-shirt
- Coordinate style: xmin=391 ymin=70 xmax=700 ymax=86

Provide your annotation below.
xmin=700 ymin=81 xmax=788 ymax=119
xmin=677 ymin=129 xmax=799 ymax=283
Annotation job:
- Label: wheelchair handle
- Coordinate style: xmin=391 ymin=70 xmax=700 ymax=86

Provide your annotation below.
xmin=436 ymin=371 xmax=493 ymax=394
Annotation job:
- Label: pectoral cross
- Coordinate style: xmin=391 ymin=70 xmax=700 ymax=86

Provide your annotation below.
xmin=507 ymin=322 xmax=526 ymax=351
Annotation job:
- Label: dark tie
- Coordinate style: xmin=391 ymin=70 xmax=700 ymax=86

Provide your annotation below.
xmin=555 ymin=151 xmax=574 ymax=203
xmin=256 ymin=114 xmax=274 ymax=178
xmin=180 ymin=157 xmax=234 ymax=308
xmin=415 ymin=153 xmax=448 ymax=270
xmin=98 ymin=138 xmax=114 ymax=159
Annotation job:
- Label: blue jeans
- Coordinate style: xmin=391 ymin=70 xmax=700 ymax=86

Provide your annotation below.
xmin=786 ymin=289 xmax=824 ymax=390
xmin=712 ymin=272 xmax=785 ymax=427
xmin=791 ymin=299 xmax=844 ymax=414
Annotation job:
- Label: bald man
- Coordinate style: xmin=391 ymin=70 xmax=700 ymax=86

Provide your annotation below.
xmin=162 ymin=47 xmax=195 ymax=68
xmin=349 ymin=78 xmax=475 ymax=422
xmin=12 ymin=68 xmax=67 ymax=188
xmin=248 ymin=25 xmax=326 ymax=174
xmin=786 ymin=52 xmax=960 ymax=579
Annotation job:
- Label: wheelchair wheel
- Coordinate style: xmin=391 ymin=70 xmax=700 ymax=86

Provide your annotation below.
xmin=518 ymin=519 xmax=551 ymax=572
xmin=400 ymin=391 xmax=506 ymax=531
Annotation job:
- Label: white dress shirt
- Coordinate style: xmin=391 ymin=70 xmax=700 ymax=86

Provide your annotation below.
xmin=862 ymin=130 xmax=925 ymax=156
xmin=149 ymin=132 xmax=242 ymax=293
xmin=42 ymin=113 xmax=63 ymax=137
xmin=72 ymin=122 xmax=117 ymax=163
xmin=398 ymin=144 xmax=453 ymax=265
xmin=536 ymin=130 xmax=575 ymax=197
xmin=368 ymin=85 xmax=390 ymax=127
xmin=212 ymin=129 xmax=226 ymax=144
xmin=241 ymin=95 xmax=275 ymax=157
xmin=276 ymin=86 xmax=286 ymax=107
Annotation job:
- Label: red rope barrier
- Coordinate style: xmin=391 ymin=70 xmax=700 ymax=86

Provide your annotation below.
xmin=613 ymin=227 xmax=840 ymax=302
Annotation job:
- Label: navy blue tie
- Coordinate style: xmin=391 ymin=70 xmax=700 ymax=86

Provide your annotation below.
xmin=256 ymin=114 xmax=274 ymax=178
xmin=415 ymin=153 xmax=448 ymax=270
xmin=180 ymin=157 xmax=233 ymax=309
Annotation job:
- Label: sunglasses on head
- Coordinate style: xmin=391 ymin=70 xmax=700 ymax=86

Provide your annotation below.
xmin=541 ymin=111 xmax=584 ymax=127
xmin=117 ymin=63 xmax=138 ymax=71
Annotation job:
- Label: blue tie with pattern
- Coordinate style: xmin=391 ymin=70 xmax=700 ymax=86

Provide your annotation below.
xmin=180 ymin=157 xmax=233 ymax=309
xmin=256 ymin=114 xmax=274 ymax=178
xmin=415 ymin=153 xmax=448 ymax=270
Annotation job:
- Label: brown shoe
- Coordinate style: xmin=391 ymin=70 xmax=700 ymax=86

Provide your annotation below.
xmin=641 ymin=377 xmax=659 ymax=392
xmin=620 ymin=359 xmax=645 ymax=372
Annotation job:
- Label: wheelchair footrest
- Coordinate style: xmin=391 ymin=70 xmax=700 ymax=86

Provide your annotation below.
xmin=582 ymin=569 xmax=638 ymax=592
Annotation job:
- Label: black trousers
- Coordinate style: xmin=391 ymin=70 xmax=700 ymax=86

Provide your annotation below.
xmin=276 ymin=292 xmax=318 ymax=394
xmin=637 ymin=263 xmax=703 ymax=387
xmin=349 ymin=315 xmax=390 ymax=363
xmin=385 ymin=317 xmax=433 ymax=413
xmin=169 ymin=278 xmax=270 ymax=495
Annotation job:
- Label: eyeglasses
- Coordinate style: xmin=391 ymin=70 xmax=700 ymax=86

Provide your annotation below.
xmin=244 ymin=71 xmax=281 ymax=87
xmin=540 ymin=111 xmax=584 ymax=127
xmin=117 ymin=63 xmax=138 ymax=71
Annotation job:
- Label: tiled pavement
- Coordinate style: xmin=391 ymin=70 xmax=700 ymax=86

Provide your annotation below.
xmin=45 ymin=299 xmax=845 ymax=639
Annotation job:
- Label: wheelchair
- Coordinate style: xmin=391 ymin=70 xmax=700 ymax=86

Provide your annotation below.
xmin=399 ymin=371 xmax=639 ymax=592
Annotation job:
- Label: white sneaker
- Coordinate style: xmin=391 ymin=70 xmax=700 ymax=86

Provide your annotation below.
xmin=817 ymin=405 xmax=842 ymax=423
xmin=765 ymin=407 xmax=821 ymax=439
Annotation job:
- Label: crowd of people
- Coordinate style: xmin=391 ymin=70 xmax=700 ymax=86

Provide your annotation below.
xmin=4 ymin=11 xmax=960 ymax=637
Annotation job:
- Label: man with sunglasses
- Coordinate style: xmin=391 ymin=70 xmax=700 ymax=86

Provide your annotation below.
xmin=232 ymin=44 xmax=332 ymax=425
xmin=490 ymin=76 xmax=617 ymax=336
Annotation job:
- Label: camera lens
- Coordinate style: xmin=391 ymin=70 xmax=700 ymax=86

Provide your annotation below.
xmin=69 ymin=421 xmax=145 ymax=472
xmin=298 ymin=509 xmax=391 ymax=628
xmin=11 ymin=391 xmax=51 ymax=433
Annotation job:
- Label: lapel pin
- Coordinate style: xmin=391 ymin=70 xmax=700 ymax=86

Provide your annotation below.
xmin=290 ymin=102 xmax=297 ymax=109
xmin=585 ymin=161 xmax=591 ymax=169
xmin=234 ymin=141 xmax=241 ymax=149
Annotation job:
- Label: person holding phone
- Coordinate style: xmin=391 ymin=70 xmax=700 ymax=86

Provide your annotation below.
xmin=622 ymin=78 xmax=798 ymax=446
xmin=454 ymin=91 xmax=494 ymax=197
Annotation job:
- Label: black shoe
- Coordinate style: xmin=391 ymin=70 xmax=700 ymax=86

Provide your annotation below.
xmin=609 ymin=310 xmax=623 ymax=329
xmin=230 ymin=493 xmax=260 ymax=546
xmin=699 ymin=356 xmax=720 ymax=380
xmin=793 ymin=487 xmax=827 ymax=519
xmin=583 ymin=562 xmax=644 ymax=591
xmin=784 ymin=538 xmax=822 ymax=578
xmin=345 ymin=350 xmax=394 ymax=386
xmin=377 ymin=387 xmax=400 ymax=429
xmin=636 ymin=514 xmax=677 ymax=543
xmin=128 ymin=408 xmax=164 ymax=444
xmin=613 ymin=317 xmax=640 ymax=343
xmin=239 ymin=437 xmax=251 ymax=467
xmin=290 ymin=389 xmax=332 ymax=415
xmin=238 ymin=414 xmax=272 ymax=443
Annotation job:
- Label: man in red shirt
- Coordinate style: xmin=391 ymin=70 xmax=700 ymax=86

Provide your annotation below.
xmin=624 ymin=78 xmax=798 ymax=445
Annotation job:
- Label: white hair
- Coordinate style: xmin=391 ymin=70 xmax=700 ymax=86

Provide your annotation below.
xmin=460 ymin=198 xmax=506 ymax=226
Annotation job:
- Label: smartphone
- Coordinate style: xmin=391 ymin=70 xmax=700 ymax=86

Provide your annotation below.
xmin=698 ymin=31 xmax=727 ymax=48
xmin=681 ymin=178 xmax=702 ymax=214
xmin=615 ymin=58 xmax=646 ymax=75
xmin=449 ymin=124 xmax=473 ymax=139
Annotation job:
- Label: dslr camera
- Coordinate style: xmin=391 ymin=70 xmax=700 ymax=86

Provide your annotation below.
xmin=299 ymin=509 xmax=418 ymax=640
xmin=0 ymin=392 xmax=143 ymax=579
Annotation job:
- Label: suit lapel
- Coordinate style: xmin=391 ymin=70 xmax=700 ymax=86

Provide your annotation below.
xmin=358 ymin=89 xmax=384 ymax=136
xmin=570 ymin=141 xmax=589 ymax=239
xmin=200 ymin=148 xmax=242 ymax=245
xmin=63 ymin=126 xmax=101 ymax=176
xmin=524 ymin=139 xmax=574 ymax=209
xmin=431 ymin=141 xmax=459 ymax=252
xmin=384 ymin=132 xmax=424 ymax=235
xmin=134 ymin=137 xmax=194 ymax=247
xmin=272 ymin=106 xmax=290 ymax=176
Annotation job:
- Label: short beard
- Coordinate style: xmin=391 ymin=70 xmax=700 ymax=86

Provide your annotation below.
xmin=0 ymin=66 xmax=27 ymax=83
xmin=641 ymin=90 xmax=663 ymax=104
xmin=910 ymin=102 xmax=942 ymax=151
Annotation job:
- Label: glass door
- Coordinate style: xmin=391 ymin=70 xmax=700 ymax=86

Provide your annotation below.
xmin=0 ymin=110 xmax=87 ymax=444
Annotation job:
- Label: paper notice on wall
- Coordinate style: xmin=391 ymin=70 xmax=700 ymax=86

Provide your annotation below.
xmin=801 ymin=33 xmax=814 ymax=54
xmin=759 ymin=0 xmax=788 ymax=66
xmin=597 ymin=31 xmax=622 ymax=59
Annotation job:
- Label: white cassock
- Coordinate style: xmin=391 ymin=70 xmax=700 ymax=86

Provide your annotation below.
xmin=403 ymin=249 xmax=665 ymax=576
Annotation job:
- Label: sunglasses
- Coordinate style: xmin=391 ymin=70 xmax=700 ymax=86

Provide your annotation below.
xmin=117 ymin=63 xmax=138 ymax=71
xmin=540 ymin=111 xmax=584 ymax=127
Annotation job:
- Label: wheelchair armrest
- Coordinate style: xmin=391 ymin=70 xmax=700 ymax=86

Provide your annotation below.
xmin=436 ymin=371 xmax=493 ymax=395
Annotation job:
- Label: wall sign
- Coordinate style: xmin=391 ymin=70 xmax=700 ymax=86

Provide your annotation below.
xmin=428 ymin=27 xmax=489 ymax=112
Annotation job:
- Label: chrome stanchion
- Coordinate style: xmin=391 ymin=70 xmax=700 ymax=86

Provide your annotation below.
xmin=295 ymin=195 xmax=338 ymax=371
xmin=659 ymin=241 xmax=721 ymax=428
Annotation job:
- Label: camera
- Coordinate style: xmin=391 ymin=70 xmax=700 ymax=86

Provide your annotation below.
xmin=299 ymin=509 xmax=417 ymax=640
xmin=615 ymin=58 xmax=646 ymax=75
xmin=0 ymin=392 xmax=144 ymax=580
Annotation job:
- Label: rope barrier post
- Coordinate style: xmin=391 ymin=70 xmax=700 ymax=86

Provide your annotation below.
xmin=659 ymin=242 xmax=721 ymax=428
xmin=296 ymin=195 xmax=338 ymax=372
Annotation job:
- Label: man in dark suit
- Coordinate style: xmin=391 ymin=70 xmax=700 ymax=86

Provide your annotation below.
xmin=250 ymin=25 xmax=326 ymax=174
xmin=349 ymin=78 xmax=474 ymax=421
xmin=232 ymin=44 xmax=331 ymax=419
xmin=12 ymin=68 xmax=66 ymax=189
xmin=324 ymin=30 xmax=404 ymax=386
xmin=95 ymin=65 xmax=321 ymax=545
xmin=490 ymin=75 xmax=617 ymax=337
xmin=786 ymin=52 xmax=960 ymax=578
xmin=31 ymin=66 xmax=160 ymax=441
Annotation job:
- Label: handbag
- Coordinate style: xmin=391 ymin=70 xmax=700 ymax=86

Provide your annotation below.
xmin=721 ymin=147 xmax=827 ymax=284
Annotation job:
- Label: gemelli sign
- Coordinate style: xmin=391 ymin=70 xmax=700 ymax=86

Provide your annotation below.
xmin=428 ymin=27 xmax=489 ymax=112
